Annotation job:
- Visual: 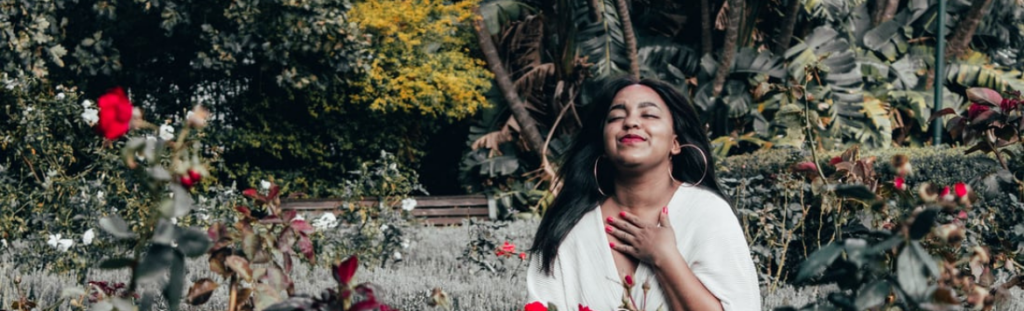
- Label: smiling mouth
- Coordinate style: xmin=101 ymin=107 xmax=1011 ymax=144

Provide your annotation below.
xmin=619 ymin=135 xmax=646 ymax=144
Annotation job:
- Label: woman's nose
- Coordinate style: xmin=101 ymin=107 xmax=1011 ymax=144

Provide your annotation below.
xmin=622 ymin=113 xmax=640 ymax=129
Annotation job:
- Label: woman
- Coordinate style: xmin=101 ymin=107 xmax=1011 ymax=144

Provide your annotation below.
xmin=526 ymin=77 xmax=760 ymax=311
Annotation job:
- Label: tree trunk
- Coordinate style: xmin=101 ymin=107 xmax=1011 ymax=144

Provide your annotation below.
xmin=712 ymin=0 xmax=744 ymax=96
xmin=701 ymin=0 xmax=714 ymax=55
xmin=615 ymin=0 xmax=640 ymax=79
xmin=774 ymin=0 xmax=802 ymax=55
xmin=472 ymin=9 xmax=547 ymax=157
xmin=945 ymin=0 xmax=993 ymax=60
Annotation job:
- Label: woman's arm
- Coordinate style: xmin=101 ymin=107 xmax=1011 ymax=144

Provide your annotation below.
xmin=652 ymin=250 xmax=723 ymax=311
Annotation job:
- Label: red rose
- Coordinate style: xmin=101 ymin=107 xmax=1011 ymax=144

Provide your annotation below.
xmin=519 ymin=252 xmax=527 ymax=260
xmin=967 ymin=104 xmax=991 ymax=120
xmin=578 ymin=304 xmax=594 ymax=311
xmin=524 ymin=301 xmax=547 ymax=311
xmin=95 ymin=87 xmax=133 ymax=140
xmin=894 ymin=177 xmax=906 ymax=191
xmin=954 ymin=182 xmax=969 ymax=197
xmin=502 ymin=241 xmax=515 ymax=253
xmin=495 ymin=249 xmax=506 ymax=257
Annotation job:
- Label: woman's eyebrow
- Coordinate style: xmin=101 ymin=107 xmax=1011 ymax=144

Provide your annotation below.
xmin=608 ymin=103 xmax=626 ymax=112
xmin=638 ymin=101 xmax=661 ymax=109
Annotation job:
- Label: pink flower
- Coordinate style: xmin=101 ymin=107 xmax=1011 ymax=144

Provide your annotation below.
xmin=578 ymin=304 xmax=594 ymax=311
xmin=958 ymin=210 xmax=968 ymax=220
xmin=95 ymin=87 xmax=133 ymax=140
xmin=519 ymin=252 xmax=527 ymax=260
xmin=524 ymin=301 xmax=547 ymax=311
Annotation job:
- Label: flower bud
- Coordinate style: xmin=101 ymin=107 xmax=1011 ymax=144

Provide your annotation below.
xmin=188 ymin=169 xmax=202 ymax=182
xmin=180 ymin=175 xmax=195 ymax=188
xmin=935 ymin=223 xmax=965 ymax=245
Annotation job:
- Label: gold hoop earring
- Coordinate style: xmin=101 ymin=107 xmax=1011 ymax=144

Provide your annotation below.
xmin=674 ymin=144 xmax=708 ymax=187
xmin=593 ymin=157 xmax=608 ymax=197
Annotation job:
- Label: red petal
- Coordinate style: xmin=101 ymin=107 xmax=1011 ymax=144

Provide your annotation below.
xmin=578 ymin=304 xmax=593 ymax=311
xmin=954 ymin=182 xmax=969 ymax=197
xmin=625 ymin=274 xmax=634 ymax=286
xmin=940 ymin=186 xmax=951 ymax=197
xmin=894 ymin=177 xmax=905 ymax=190
xmin=334 ymin=255 xmax=359 ymax=286
xmin=268 ymin=185 xmax=281 ymax=200
xmin=524 ymin=301 xmax=548 ymax=311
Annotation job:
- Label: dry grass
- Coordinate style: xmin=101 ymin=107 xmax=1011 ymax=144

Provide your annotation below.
xmin=3 ymin=219 xmax=1022 ymax=310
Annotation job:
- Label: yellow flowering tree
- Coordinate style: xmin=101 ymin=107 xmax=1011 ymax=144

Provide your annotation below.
xmin=349 ymin=0 xmax=493 ymax=120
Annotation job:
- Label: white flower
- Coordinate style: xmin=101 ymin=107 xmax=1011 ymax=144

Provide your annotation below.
xmin=82 ymin=99 xmax=94 ymax=108
xmin=82 ymin=229 xmax=95 ymax=245
xmin=401 ymin=198 xmax=417 ymax=211
xmin=312 ymin=213 xmax=338 ymax=230
xmin=56 ymin=92 xmax=65 ymax=100
xmin=1 ymin=239 xmax=7 ymax=248
xmin=171 ymin=217 xmax=178 ymax=225
xmin=159 ymin=124 xmax=175 ymax=141
xmin=96 ymin=191 xmax=104 ymax=200
xmin=380 ymin=224 xmax=389 ymax=231
xmin=401 ymin=240 xmax=410 ymax=249
xmin=393 ymin=251 xmax=402 ymax=260
xmin=81 ymin=108 xmax=98 ymax=125
xmin=47 ymin=234 xmax=73 ymax=252
xmin=260 ymin=180 xmax=271 ymax=190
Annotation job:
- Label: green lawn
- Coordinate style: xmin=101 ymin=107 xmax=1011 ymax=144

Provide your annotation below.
xmin=3 ymin=219 xmax=1022 ymax=310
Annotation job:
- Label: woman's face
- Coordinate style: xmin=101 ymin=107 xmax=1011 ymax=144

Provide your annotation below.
xmin=602 ymin=84 xmax=681 ymax=170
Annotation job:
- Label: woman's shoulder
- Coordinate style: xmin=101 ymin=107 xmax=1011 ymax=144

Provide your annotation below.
xmin=673 ymin=184 xmax=735 ymax=220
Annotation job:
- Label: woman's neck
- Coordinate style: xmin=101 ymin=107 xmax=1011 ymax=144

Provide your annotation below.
xmin=610 ymin=166 xmax=679 ymax=213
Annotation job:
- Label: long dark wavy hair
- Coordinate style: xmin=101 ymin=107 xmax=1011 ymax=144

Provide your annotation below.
xmin=529 ymin=76 xmax=734 ymax=275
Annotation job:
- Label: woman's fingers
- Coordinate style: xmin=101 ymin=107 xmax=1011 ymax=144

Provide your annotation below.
xmin=610 ymin=241 xmax=638 ymax=257
xmin=617 ymin=211 xmax=648 ymax=229
xmin=605 ymin=224 xmax=636 ymax=244
xmin=606 ymin=215 xmax=640 ymax=234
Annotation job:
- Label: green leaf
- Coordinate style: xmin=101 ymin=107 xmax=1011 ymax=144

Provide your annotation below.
xmin=908 ymin=208 xmax=938 ymax=240
xmin=164 ymin=251 xmax=186 ymax=311
xmin=99 ymin=257 xmax=135 ymax=270
xmin=151 ymin=219 xmax=176 ymax=245
xmin=854 ymin=280 xmax=892 ymax=310
xmin=897 ymin=241 xmax=934 ymax=301
xmin=99 ymin=216 xmax=136 ymax=239
xmin=832 ymin=184 xmax=877 ymax=202
xmin=137 ymin=244 xmax=175 ymax=282
xmin=176 ymin=227 xmax=211 ymax=258
xmin=171 ymin=184 xmax=193 ymax=217
xmin=796 ymin=243 xmax=844 ymax=283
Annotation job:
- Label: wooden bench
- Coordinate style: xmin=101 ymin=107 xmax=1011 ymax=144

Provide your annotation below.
xmin=278 ymin=194 xmax=496 ymax=226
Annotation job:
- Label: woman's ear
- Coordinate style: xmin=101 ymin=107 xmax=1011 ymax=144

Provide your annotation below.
xmin=670 ymin=136 xmax=682 ymax=156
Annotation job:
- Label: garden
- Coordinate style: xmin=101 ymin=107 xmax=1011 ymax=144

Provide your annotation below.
xmin=2 ymin=0 xmax=1024 ymax=310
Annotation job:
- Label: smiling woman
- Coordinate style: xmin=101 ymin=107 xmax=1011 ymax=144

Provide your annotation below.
xmin=526 ymin=77 xmax=760 ymax=311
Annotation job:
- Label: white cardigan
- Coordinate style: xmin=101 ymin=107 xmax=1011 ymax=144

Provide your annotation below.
xmin=526 ymin=184 xmax=761 ymax=311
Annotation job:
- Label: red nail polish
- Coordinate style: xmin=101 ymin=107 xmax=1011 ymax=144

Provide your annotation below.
xmin=606 ymin=217 xmax=614 ymax=223
xmin=619 ymin=211 xmax=627 ymax=217
xmin=663 ymin=206 xmax=668 ymax=214
xmin=605 ymin=225 xmax=612 ymax=233
xmin=609 ymin=242 xmax=615 ymax=248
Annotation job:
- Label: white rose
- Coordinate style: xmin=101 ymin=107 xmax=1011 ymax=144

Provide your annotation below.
xmin=260 ymin=180 xmax=271 ymax=190
xmin=82 ymin=99 xmax=93 ymax=108
xmin=81 ymin=108 xmax=98 ymax=125
xmin=159 ymin=124 xmax=175 ymax=141
xmin=82 ymin=229 xmax=95 ymax=245
xmin=401 ymin=198 xmax=417 ymax=211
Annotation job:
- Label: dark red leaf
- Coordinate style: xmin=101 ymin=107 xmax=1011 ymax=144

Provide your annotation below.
xmin=291 ymin=219 xmax=314 ymax=235
xmin=350 ymin=299 xmax=381 ymax=311
xmin=277 ymin=229 xmax=296 ymax=254
xmin=234 ymin=206 xmax=253 ymax=218
xmin=967 ymin=87 xmax=1003 ymax=106
xmin=927 ymin=108 xmax=959 ymax=124
xmin=334 ymin=255 xmax=359 ymax=286
xmin=282 ymin=210 xmax=297 ymax=222
xmin=354 ymin=283 xmax=376 ymax=299
xmin=969 ymin=108 xmax=999 ymax=128
xmin=268 ymin=185 xmax=281 ymax=200
xmin=298 ymin=234 xmax=315 ymax=264
xmin=242 ymin=189 xmax=259 ymax=199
